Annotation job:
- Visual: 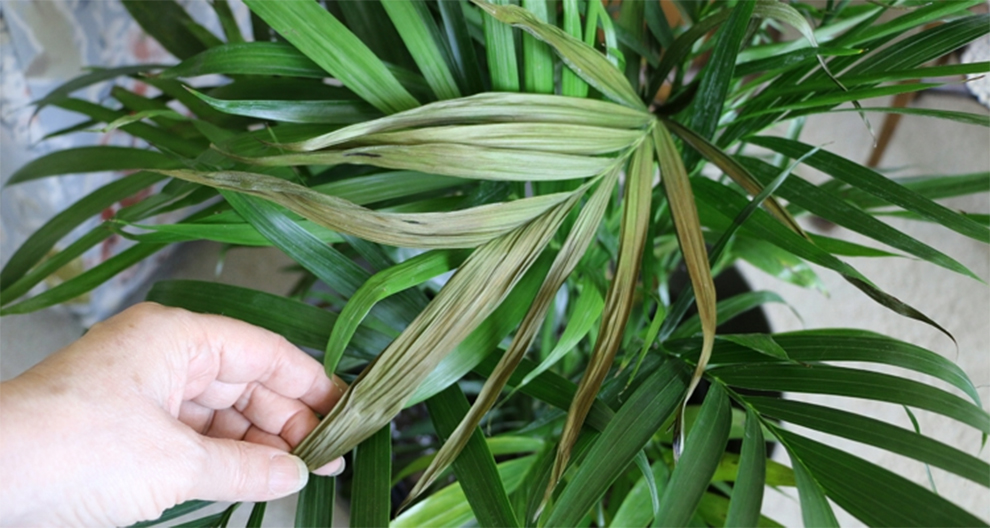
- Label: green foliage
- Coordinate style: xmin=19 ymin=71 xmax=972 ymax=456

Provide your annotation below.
xmin=6 ymin=1 xmax=989 ymax=526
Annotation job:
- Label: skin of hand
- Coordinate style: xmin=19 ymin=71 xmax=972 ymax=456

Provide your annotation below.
xmin=0 ymin=302 xmax=346 ymax=527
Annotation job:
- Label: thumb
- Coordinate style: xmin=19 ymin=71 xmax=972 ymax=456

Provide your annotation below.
xmin=191 ymin=437 xmax=310 ymax=502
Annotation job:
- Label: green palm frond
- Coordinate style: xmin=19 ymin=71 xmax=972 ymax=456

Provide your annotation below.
xmin=5 ymin=1 xmax=989 ymax=527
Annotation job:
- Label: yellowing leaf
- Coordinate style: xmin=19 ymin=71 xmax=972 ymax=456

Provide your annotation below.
xmin=542 ymin=132 xmax=654 ymax=513
xmin=294 ymin=193 xmax=582 ymax=468
xmin=157 ymin=169 xmax=575 ymax=248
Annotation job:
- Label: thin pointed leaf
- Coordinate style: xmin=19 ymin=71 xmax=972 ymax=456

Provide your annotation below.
xmin=294 ymin=196 xmax=578 ymax=468
xmin=779 ymin=430 xmax=987 ymax=527
xmin=752 ymin=330 xmax=980 ymax=404
xmin=275 ymin=92 xmax=652 ymax=152
xmin=759 ymin=62 xmax=990 ymax=99
xmin=172 ymin=504 xmax=239 ymax=528
xmin=0 ymin=171 xmax=163 ymax=290
xmin=481 ymin=0 xmax=520 ymax=92
xmin=736 ymin=156 xmax=980 ymax=280
xmin=244 ymin=0 xmax=419 ymax=114
xmin=518 ymin=278 xmax=604 ymax=388
xmin=662 ymin=118 xmax=803 ymax=237
xmin=711 ymin=363 xmax=990 ymax=433
xmin=649 ymin=9 xmax=730 ymax=97
xmin=682 ymin=0 xmax=756 ymax=170
xmin=675 ymin=328 xmax=985 ymax=407
xmin=832 ymin=172 xmax=990 ymax=210
xmin=438 ymin=0 xmax=485 ymax=94
xmin=0 ymin=242 xmax=165 ymax=315
xmin=521 ymin=0 xmax=554 ymax=94
xmin=722 ymin=334 xmax=789 ymax=361
xmin=725 ymin=409 xmax=766 ymax=527
xmin=295 ymin=475 xmax=334 ymax=528
xmin=187 ymin=89 xmax=381 ymax=125
xmin=672 ymin=290 xmax=792 ymax=340
xmin=472 ymin=0 xmax=644 ymax=108
xmin=560 ymin=0 xmax=588 ymax=97
xmin=1 ymin=180 xmax=207 ymax=304
xmin=790 ymin=450 xmax=840 ymax=528
xmin=157 ymin=42 xmax=327 ymax=79
xmin=31 ymin=65 xmax=170 ymax=111
xmin=633 ymin=450 xmax=662 ymax=522
xmin=406 ymin=170 xmax=615 ymax=506
xmin=95 ymin=109 xmax=188 ymax=134
xmin=545 ymin=360 xmax=690 ymax=527
xmin=350 ymin=426 xmax=391 ymax=528
xmin=161 ymin=169 xmax=578 ymax=248
xmin=335 ymin=0 xmax=415 ymax=71
xmin=746 ymin=396 xmax=990 ymax=487
xmin=846 ymin=13 xmax=990 ymax=78
xmin=393 ymin=436 xmax=545 ymax=486
xmin=748 ymin=137 xmax=990 ymax=244
xmin=382 ymin=0 xmax=462 ymax=101
xmin=393 ymin=456 xmax=536 ymax=528
xmin=51 ymin=99 xmax=206 ymax=158
xmin=655 ymin=122 xmax=717 ymax=404
xmin=693 ymin=177 xmax=958 ymax=339
xmin=211 ymin=0 xmax=245 ymax=44
xmin=653 ymin=383 xmax=732 ymax=527
xmin=223 ymin=145 xmax=616 ymax=183
xmin=245 ymin=503 xmax=266 ymax=528
xmin=422 ymin=386 xmax=519 ymax=528
xmin=612 ymin=459 xmax=671 ymax=528
xmin=816 ymin=106 xmax=990 ymax=127
xmin=545 ymin=139 xmax=653 ymax=504
xmin=121 ymin=0 xmax=211 ymax=60
xmin=128 ymin=501 xmax=212 ymax=528
xmin=699 ymin=493 xmax=784 ymax=528
xmin=325 ymin=249 xmax=470 ymax=374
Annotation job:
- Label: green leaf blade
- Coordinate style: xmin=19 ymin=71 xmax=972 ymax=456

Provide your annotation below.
xmin=244 ymin=0 xmax=419 ymax=114
xmin=780 ymin=430 xmax=988 ymax=527
xmin=545 ymin=360 xmax=689 ymax=527
xmin=725 ymin=408 xmax=767 ymax=527
xmin=712 ymin=363 xmax=990 ymax=433
xmin=350 ymin=426 xmax=391 ymax=528
xmin=654 ymin=383 xmax=733 ymax=527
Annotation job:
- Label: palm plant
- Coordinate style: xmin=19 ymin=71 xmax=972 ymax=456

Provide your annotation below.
xmin=2 ymin=0 xmax=988 ymax=526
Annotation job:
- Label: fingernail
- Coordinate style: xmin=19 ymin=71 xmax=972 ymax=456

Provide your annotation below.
xmin=314 ymin=456 xmax=346 ymax=477
xmin=269 ymin=454 xmax=309 ymax=495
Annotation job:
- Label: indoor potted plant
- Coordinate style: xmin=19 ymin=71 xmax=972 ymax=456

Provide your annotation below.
xmin=2 ymin=0 xmax=988 ymax=526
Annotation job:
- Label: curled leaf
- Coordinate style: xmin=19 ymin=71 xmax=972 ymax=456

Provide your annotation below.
xmin=157 ymin=169 xmax=576 ymax=248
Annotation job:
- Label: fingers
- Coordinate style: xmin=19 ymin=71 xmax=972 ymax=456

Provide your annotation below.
xmin=187 ymin=382 xmax=323 ymax=447
xmin=175 ymin=310 xmax=341 ymax=412
xmin=106 ymin=303 xmax=343 ymax=416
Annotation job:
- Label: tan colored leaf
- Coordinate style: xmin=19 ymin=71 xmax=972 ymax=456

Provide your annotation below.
xmin=293 ymin=191 xmax=583 ymax=468
xmin=220 ymin=143 xmax=617 ymax=182
xmin=541 ymin=133 xmax=655 ymax=514
xmin=402 ymin=166 xmax=621 ymax=509
xmin=357 ymin=123 xmax=644 ymax=155
xmin=278 ymin=92 xmax=652 ymax=152
xmin=654 ymin=122 xmax=717 ymax=425
xmin=156 ymin=169 xmax=575 ymax=248
xmin=661 ymin=117 xmax=806 ymax=238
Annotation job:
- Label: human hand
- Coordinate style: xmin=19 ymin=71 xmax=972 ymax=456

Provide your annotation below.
xmin=0 ymin=302 xmax=345 ymax=527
